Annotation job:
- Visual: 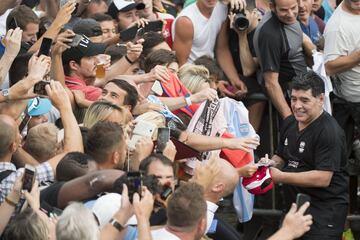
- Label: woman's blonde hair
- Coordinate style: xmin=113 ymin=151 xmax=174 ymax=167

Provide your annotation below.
xmin=135 ymin=111 xmax=166 ymax=139
xmin=178 ymin=63 xmax=210 ymax=93
xmin=83 ymin=101 xmax=132 ymax=129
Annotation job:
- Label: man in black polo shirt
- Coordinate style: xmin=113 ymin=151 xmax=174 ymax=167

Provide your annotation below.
xmin=253 ymin=0 xmax=307 ymax=119
xmin=266 ymin=71 xmax=348 ymax=239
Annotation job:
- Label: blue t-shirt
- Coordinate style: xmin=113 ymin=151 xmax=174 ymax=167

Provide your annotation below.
xmin=300 ymin=17 xmax=321 ymax=45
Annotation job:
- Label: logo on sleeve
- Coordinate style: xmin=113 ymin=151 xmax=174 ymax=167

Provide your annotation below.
xmin=299 ymin=141 xmax=306 ymax=153
xmin=284 ymin=138 xmax=288 ymax=146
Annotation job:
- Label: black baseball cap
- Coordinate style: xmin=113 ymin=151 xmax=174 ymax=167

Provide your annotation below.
xmin=62 ymin=35 xmax=106 ymax=65
xmin=73 ymin=18 xmax=103 ymax=38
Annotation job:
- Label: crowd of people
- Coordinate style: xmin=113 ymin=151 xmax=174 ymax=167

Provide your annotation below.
xmin=0 ymin=0 xmax=358 ymax=239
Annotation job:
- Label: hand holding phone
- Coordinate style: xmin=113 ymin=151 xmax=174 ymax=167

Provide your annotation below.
xmin=33 ymin=81 xmax=50 ymax=96
xmin=127 ymin=172 xmax=143 ymax=203
xmin=296 ymin=193 xmax=311 ymax=214
xmin=38 ymin=37 xmax=53 ymax=57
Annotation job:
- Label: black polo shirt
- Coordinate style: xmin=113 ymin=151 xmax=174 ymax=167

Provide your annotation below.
xmin=277 ymin=112 xmax=349 ymax=237
xmin=253 ymin=12 xmax=307 ymax=92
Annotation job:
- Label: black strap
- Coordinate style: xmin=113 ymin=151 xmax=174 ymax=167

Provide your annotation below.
xmin=0 ymin=170 xmax=15 ymax=183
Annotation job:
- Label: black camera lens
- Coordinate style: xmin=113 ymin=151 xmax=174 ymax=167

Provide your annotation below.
xmin=233 ymin=12 xmax=250 ymax=31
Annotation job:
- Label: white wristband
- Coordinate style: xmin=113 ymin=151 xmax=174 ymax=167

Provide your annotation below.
xmin=185 ymin=95 xmax=192 ymax=106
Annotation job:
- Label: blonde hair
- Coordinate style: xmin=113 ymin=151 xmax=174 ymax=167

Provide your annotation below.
xmin=135 ymin=111 xmax=166 ymax=139
xmin=178 ymin=63 xmax=210 ymax=93
xmin=83 ymin=101 xmax=132 ymax=128
xmin=23 ymin=123 xmax=60 ymax=162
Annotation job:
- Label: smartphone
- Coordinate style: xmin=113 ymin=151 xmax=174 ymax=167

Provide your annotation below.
xmin=128 ymin=120 xmax=157 ymax=150
xmin=60 ymin=0 xmax=78 ymax=15
xmin=156 ymin=127 xmax=170 ymax=154
xmin=119 ymin=25 xmax=138 ymax=42
xmin=23 ymin=164 xmax=35 ymax=192
xmin=69 ymin=34 xmax=83 ymax=47
xmin=134 ymin=28 xmax=145 ymax=42
xmin=8 ymin=17 xmax=18 ymax=30
xmin=33 ymin=81 xmax=50 ymax=96
xmin=38 ymin=37 xmax=53 ymax=56
xmin=151 ymin=80 xmax=163 ymax=96
xmin=296 ymin=193 xmax=311 ymax=214
xmin=127 ymin=172 xmax=143 ymax=203
xmin=144 ymin=20 xmax=164 ymax=33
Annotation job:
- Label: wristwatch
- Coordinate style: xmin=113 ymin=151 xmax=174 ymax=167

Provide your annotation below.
xmin=1 ymin=88 xmax=10 ymax=100
xmin=109 ymin=218 xmax=124 ymax=232
xmin=184 ymin=93 xmax=192 ymax=106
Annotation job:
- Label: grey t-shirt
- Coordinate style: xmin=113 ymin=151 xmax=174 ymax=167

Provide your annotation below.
xmin=324 ymin=4 xmax=360 ymax=102
xmin=253 ymin=12 xmax=307 ymax=92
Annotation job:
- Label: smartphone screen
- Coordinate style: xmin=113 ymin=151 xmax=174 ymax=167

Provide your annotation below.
xmin=23 ymin=164 xmax=35 ymax=192
xmin=296 ymin=193 xmax=311 ymax=214
xmin=127 ymin=172 xmax=142 ymax=203
xmin=8 ymin=17 xmax=18 ymax=30
xmin=119 ymin=26 xmax=138 ymax=42
xmin=156 ymin=127 xmax=170 ymax=154
xmin=38 ymin=37 xmax=53 ymax=57
xmin=144 ymin=20 xmax=164 ymax=33
xmin=33 ymin=81 xmax=50 ymax=96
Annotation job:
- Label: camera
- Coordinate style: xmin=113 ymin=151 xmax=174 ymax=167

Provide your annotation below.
xmin=232 ymin=9 xmax=249 ymax=31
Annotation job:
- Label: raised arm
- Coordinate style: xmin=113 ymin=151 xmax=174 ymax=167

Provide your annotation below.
xmin=0 ymin=28 xmax=22 ymax=86
xmin=45 ymin=81 xmax=83 ymax=172
xmin=57 ymin=170 xmax=124 ymax=209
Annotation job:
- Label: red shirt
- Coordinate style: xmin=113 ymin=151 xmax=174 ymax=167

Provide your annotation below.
xmin=65 ymin=76 xmax=102 ymax=101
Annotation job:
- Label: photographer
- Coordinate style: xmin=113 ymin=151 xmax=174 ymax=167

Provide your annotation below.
xmin=227 ymin=3 xmax=265 ymax=132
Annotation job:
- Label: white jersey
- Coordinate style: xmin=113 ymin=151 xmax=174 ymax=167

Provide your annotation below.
xmin=172 ymin=2 xmax=227 ymax=62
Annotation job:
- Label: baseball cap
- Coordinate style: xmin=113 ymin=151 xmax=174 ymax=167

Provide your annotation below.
xmin=242 ymin=166 xmax=273 ymax=195
xmin=91 ymin=193 xmax=137 ymax=227
xmin=73 ymin=19 xmax=103 ymax=38
xmin=107 ymin=0 xmax=145 ymax=19
xmin=27 ymin=97 xmax=52 ymax=117
xmin=62 ymin=35 xmax=106 ymax=65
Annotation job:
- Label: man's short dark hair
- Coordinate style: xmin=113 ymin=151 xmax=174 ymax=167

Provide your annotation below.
xmin=291 ymin=71 xmax=325 ymax=97
xmin=139 ymin=153 xmax=175 ymax=175
xmin=6 ymin=5 xmax=40 ymax=31
xmin=143 ymin=49 xmax=177 ymax=73
xmin=167 ymin=182 xmax=207 ymax=230
xmin=91 ymin=13 xmax=114 ymax=22
xmin=86 ymin=121 xmax=124 ymax=163
xmin=56 ymin=152 xmax=93 ymax=181
xmin=105 ymin=44 xmax=127 ymax=64
xmin=107 ymin=79 xmax=138 ymax=111
xmin=142 ymin=32 xmax=166 ymax=57
xmin=63 ymin=58 xmax=81 ymax=76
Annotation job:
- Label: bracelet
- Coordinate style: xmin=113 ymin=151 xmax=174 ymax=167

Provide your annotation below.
xmin=125 ymin=55 xmax=135 ymax=64
xmin=184 ymin=93 xmax=192 ymax=106
xmin=109 ymin=218 xmax=125 ymax=232
xmin=5 ymin=196 xmax=18 ymax=207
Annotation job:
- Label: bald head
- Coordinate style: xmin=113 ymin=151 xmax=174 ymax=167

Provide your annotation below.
xmin=0 ymin=114 xmax=18 ymax=159
xmin=212 ymin=158 xmax=239 ymax=198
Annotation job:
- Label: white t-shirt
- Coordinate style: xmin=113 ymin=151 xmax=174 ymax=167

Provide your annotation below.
xmin=172 ymin=2 xmax=227 ymax=62
xmin=151 ymin=228 xmax=181 ymax=240
xmin=324 ymin=3 xmax=360 ymax=102
xmin=0 ymin=9 xmax=12 ymax=37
